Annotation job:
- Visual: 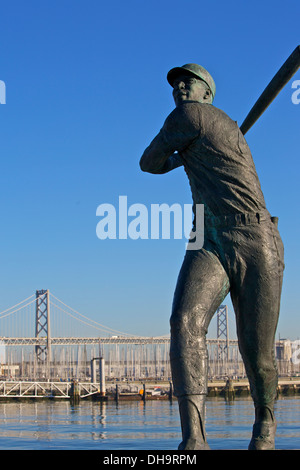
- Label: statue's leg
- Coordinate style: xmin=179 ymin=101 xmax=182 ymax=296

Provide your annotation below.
xmin=177 ymin=394 xmax=209 ymax=450
xmin=170 ymin=248 xmax=230 ymax=450
xmin=229 ymin=220 xmax=284 ymax=450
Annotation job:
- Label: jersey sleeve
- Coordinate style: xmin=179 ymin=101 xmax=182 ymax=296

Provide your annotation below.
xmin=140 ymin=103 xmax=201 ymax=173
xmin=160 ymin=102 xmax=202 ymax=151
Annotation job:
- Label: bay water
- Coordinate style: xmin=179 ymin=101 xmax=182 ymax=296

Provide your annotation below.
xmin=0 ymin=396 xmax=298 ymax=450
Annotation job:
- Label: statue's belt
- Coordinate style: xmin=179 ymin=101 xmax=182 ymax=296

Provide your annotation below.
xmin=204 ymin=210 xmax=276 ymax=228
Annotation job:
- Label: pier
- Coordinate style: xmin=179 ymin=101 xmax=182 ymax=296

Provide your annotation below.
xmin=0 ymin=377 xmax=299 ymax=401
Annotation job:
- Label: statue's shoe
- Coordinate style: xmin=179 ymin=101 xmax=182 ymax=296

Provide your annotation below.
xmin=248 ymin=420 xmax=277 ymax=450
xmin=178 ymin=438 xmax=210 ymax=450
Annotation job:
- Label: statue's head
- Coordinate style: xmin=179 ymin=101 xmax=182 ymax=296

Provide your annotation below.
xmin=167 ymin=63 xmax=216 ymax=106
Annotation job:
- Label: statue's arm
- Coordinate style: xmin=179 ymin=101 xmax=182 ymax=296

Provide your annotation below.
xmin=150 ymin=152 xmax=183 ymax=174
xmin=139 ymin=131 xmax=179 ymax=174
xmin=139 ymin=105 xmax=199 ymax=175
xmin=140 ymin=137 xmax=183 ymax=174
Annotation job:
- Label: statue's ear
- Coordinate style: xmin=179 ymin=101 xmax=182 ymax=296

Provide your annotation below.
xmin=203 ymin=89 xmax=212 ymax=102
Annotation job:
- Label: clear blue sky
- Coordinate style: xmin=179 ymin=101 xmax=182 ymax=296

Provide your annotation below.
xmin=0 ymin=0 xmax=299 ymax=339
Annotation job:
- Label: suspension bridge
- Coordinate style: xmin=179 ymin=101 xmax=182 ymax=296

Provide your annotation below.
xmin=0 ymin=290 xmax=241 ymax=381
xmin=0 ymin=290 xmax=234 ymax=348
xmin=0 ymin=290 xmax=298 ymax=401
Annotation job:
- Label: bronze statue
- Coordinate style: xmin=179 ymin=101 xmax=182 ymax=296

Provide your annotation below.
xmin=140 ymin=63 xmax=285 ymax=450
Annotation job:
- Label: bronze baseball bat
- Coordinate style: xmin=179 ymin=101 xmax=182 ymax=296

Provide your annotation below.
xmin=240 ymin=45 xmax=300 ymax=135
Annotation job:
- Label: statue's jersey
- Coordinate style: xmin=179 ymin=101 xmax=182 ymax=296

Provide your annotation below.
xmin=144 ymin=101 xmax=267 ymax=217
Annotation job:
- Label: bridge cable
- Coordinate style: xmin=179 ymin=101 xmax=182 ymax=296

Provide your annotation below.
xmin=50 ymin=292 xmax=139 ymax=337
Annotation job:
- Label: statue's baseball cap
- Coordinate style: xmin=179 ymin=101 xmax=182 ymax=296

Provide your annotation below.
xmin=167 ymin=63 xmax=216 ymax=100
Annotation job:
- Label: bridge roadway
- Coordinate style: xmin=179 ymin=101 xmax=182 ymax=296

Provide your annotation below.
xmin=0 ymin=336 xmax=237 ymax=346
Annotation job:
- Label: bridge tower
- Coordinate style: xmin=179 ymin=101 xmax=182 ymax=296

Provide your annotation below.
xmin=217 ymin=305 xmax=229 ymax=363
xmin=35 ymin=290 xmax=51 ymax=364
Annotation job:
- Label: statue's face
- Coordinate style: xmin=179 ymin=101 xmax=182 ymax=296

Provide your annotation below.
xmin=172 ymin=74 xmax=209 ymax=106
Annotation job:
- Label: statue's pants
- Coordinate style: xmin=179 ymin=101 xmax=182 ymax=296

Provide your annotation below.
xmin=170 ymin=211 xmax=284 ymax=408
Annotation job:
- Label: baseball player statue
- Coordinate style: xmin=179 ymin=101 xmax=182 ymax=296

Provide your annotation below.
xmin=140 ymin=63 xmax=284 ymax=450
